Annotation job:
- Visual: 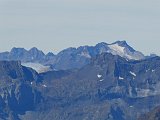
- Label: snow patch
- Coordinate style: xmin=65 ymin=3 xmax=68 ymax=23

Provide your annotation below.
xmin=97 ymin=74 xmax=102 ymax=78
xmin=129 ymin=71 xmax=136 ymax=77
xmin=108 ymin=43 xmax=125 ymax=55
xmin=107 ymin=43 xmax=143 ymax=60
xmin=152 ymin=70 xmax=155 ymax=72
xmin=22 ymin=62 xmax=51 ymax=73
xmin=119 ymin=76 xmax=124 ymax=80
xmin=42 ymin=84 xmax=47 ymax=87
xmin=80 ymin=52 xmax=91 ymax=58
xmin=99 ymin=79 xmax=104 ymax=82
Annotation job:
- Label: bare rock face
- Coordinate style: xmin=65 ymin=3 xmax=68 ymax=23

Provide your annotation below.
xmin=138 ymin=106 xmax=160 ymax=120
xmin=0 ymin=61 xmax=42 ymax=120
xmin=1 ymin=53 xmax=160 ymax=120
xmin=19 ymin=53 xmax=160 ymax=120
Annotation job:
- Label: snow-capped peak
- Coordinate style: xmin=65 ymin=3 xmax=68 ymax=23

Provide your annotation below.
xmin=107 ymin=41 xmax=144 ymax=60
xmin=113 ymin=40 xmax=127 ymax=46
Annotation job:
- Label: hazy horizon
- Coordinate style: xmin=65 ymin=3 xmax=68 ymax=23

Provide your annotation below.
xmin=1 ymin=0 xmax=160 ymax=55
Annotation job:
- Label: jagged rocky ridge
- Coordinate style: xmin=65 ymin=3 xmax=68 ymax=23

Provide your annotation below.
xmin=1 ymin=53 xmax=160 ymax=120
xmin=0 ymin=61 xmax=42 ymax=120
xmin=0 ymin=41 xmax=145 ymax=70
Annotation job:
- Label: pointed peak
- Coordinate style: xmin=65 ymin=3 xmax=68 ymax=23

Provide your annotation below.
xmin=96 ymin=41 xmax=128 ymax=47
xmin=112 ymin=40 xmax=127 ymax=46
xmin=110 ymin=40 xmax=136 ymax=52
xmin=96 ymin=42 xmax=107 ymax=46
xmin=58 ymin=47 xmax=76 ymax=54
xmin=29 ymin=47 xmax=45 ymax=56
xmin=29 ymin=47 xmax=40 ymax=51
xmin=46 ymin=52 xmax=55 ymax=56
xmin=95 ymin=42 xmax=108 ymax=48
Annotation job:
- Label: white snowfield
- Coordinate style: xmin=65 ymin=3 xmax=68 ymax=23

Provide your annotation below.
xmin=108 ymin=44 xmax=125 ymax=56
xmin=108 ymin=43 xmax=143 ymax=60
xmin=108 ymin=43 xmax=135 ymax=59
xmin=22 ymin=62 xmax=51 ymax=73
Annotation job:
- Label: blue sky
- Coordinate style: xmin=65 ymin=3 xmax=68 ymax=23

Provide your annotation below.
xmin=0 ymin=0 xmax=160 ymax=55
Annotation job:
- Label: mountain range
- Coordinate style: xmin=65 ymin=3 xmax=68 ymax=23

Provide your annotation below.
xmin=0 ymin=41 xmax=145 ymax=71
xmin=0 ymin=41 xmax=159 ymax=120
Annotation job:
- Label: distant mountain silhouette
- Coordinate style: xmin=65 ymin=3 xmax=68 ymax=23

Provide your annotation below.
xmin=0 ymin=41 xmax=145 ymax=70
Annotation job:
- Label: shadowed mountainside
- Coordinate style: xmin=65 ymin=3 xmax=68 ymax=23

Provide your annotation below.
xmin=1 ymin=53 xmax=160 ymax=120
xmin=138 ymin=106 xmax=160 ymax=120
